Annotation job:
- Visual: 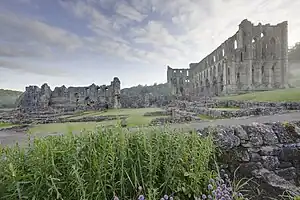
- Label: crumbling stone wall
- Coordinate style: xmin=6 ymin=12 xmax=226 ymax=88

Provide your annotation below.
xmin=16 ymin=77 xmax=121 ymax=112
xmin=198 ymin=122 xmax=300 ymax=198
xmin=168 ymin=19 xmax=289 ymax=97
xmin=167 ymin=66 xmax=190 ymax=96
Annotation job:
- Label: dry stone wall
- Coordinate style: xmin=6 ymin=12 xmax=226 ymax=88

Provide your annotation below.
xmin=170 ymin=99 xmax=300 ymax=119
xmin=198 ymin=121 xmax=300 ymax=198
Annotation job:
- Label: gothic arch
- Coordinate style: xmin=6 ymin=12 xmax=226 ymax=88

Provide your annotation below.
xmin=270 ymin=37 xmax=276 ymax=59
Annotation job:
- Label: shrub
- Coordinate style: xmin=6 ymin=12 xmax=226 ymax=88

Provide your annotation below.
xmin=0 ymin=126 xmax=216 ymax=200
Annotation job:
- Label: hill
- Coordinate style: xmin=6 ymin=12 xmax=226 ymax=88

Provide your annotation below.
xmin=0 ymin=89 xmax=23 ymax=109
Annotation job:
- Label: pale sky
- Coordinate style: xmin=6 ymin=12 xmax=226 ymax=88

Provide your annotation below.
xmin=0 ymin=0 xmax=300 ymax=91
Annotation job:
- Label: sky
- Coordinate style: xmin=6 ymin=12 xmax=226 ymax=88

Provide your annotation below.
xmin=0 ymin=0 xmax=300 ymax=91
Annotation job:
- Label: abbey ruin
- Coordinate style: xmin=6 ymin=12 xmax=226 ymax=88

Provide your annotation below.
xmin=167 ymin=19 xmax=289 ymax=96
xmin=16 ymin=77 xmax=121 ymax=112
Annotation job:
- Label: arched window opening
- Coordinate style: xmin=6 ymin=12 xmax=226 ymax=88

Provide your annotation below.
xmin=270 ymin=37 xmax=276 ymax=59
xmin=262 ymin=42 xmax=267 ymax=59
xmin=261 ymin=66 xmax=265 ymax=84
xmin=240 ymin=52 xmax=243 ymax=62
xmin=252 ymin=66 xmax=255 ymax=84
xmin=237 ymin=72 xmax=240 ymax=83
xmin=252 ymin=38 xmax=257 ymax=59
xmin=227 ymin=67 xmax=231 ymax=84
xmin=234 ymin=40 xmax=237 ymax=49
xmin=222 ymin=49 xmax=225 ymax=56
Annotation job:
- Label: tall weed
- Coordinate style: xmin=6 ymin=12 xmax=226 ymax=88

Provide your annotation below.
xmin=0 ymin=126 xmax=216 ymax=200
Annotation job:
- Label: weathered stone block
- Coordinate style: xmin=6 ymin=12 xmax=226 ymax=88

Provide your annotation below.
xmin=241 ymin=124 xmax=264 ymax=147
xmin=275 ymin=167 xmax=297 ymax=181
xmin=259 ymin=146 xmax=282 ymax=156
xmin=279 ymin=146 xmax=300 ymax=161
xmin=262 ymin=156 xmax=280 ymax=170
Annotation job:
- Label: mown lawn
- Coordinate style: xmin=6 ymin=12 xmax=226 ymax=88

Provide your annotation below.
xmin=218 ymin=88 xmax=300 ymax=102
xmin=28 ymin=108 xmax=168 ymax=134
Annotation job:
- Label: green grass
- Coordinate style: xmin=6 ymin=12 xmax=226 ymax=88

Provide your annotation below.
xmin=0 ymin=122 xmax=14 ymax=128
xmin=0 ymin=127 xmax=216 ymax=200
xmin=29 ymin=108 xmax=169 ymax=134
xmin=28 ymin=121 xmax=118 ymax=134
xmin=218 ymin=88 xmax=300 ymax=102
xmin=69 ymin=108 xmax=164 ymax=119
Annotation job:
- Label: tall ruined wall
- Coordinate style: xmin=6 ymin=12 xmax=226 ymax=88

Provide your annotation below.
xmin=167 ymin=66 xmax=190 ymax=96
xmin=168 ymin=19 xmax=289 ymax=97
xmin=16 ymin=77 xmax=121 ymax=112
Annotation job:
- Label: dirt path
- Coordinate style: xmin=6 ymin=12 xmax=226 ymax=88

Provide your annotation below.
xmin=2 ymin=111 xmax=300 ymax=147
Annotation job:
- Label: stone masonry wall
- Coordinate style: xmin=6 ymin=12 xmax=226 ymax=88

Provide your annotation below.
xmin=198 ymin=121 xmax=300 ymax=198
xmin=16 ymin=77 xmax=121 ymax=112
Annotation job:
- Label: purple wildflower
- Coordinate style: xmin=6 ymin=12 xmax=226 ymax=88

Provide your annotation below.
xmin=138 ymin=195 xmax=145 ymax=200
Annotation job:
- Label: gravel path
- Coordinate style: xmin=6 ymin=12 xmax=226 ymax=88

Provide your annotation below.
xmin=1 ymin=111 xmax=300 ymax=146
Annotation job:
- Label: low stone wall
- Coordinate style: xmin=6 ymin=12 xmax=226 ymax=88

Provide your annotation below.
xmin=149 ymin=116 xmax=193 ymax=126
xmin=197 ymin=121 xmax=300 ymax=198
xmin=143 ymin=110 xmax=170 ymax=116
xmin=210 ymin=100 xmax=300 ymax=110
xmin=188 ymin=106 xmax=290 ymax=119
xmin=169 ymin=100 xmax=299 ymax=119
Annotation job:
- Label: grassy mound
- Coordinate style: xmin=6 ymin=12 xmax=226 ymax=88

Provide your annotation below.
xmin=218 ymin=88 xmax=300 ymax=102
xmin=0 ymin=127 xmax=216 ymax=200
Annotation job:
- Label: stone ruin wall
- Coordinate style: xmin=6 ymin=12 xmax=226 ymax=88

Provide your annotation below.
xmin=167 ymin=19 xmax=289 ymax=97
xmin=16 ymin=77 xmax=121 ymax=112
xmin=199 ymin=121 xmax=300 ymax=198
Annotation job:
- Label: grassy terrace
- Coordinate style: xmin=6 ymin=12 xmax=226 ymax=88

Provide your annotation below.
xmin=217 ymin=88 xmax=300 ymax=102
xmin=29 ymin=108 xmax=168 ymax=134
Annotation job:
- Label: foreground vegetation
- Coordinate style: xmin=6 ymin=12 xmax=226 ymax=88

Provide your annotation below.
xmin=0 ymin=126 xmax=216 ymax=200
xmin=218 ymin=88 xmax=300 ymax=102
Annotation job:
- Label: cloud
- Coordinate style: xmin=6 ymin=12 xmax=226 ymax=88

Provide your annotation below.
xmin=0 ymin=11 xmax=83 ymax=58
xmin=0 ymin=59 xmax=67 ymax=76
xmin=115 ymin=1 xmax=147 ymax=22
xmin=1 ymin=0 xmax=300 ymax=90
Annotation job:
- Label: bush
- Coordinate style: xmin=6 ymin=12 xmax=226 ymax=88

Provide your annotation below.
xmin=0 ymin=126 xmax=216 ymax=200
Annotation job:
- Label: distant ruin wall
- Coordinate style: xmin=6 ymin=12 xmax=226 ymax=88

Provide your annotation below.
xmin=16 ymin=77 xmax=121 ymax=112
xmin=168 ymin=19 xmax=289 ymax=97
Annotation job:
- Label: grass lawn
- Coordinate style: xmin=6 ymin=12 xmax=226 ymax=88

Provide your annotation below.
xmin=0 ymin=122 xmax=15 ymax=128
xmin=218 ymin=88 xmax=300 ymax=102
xmin=28 ymin=108 xmax=168 ymax=134
xmin=28 ymin=121 xmax=118 ymax=134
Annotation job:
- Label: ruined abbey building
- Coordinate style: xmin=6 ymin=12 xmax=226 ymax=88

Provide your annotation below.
xmin=16 ymin=77 xmax=121 ymax=112
xmin=167 ymin=19 xmax=289 ymax=97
